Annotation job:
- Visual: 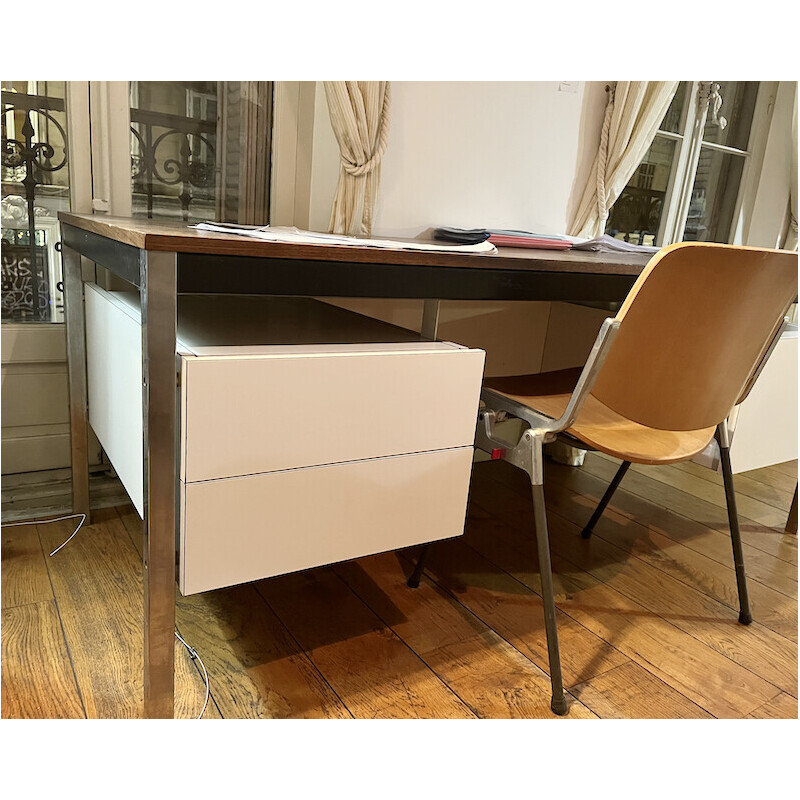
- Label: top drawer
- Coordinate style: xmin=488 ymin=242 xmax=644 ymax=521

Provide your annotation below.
xmin=180 ymin=344 xmax=484 ymax=482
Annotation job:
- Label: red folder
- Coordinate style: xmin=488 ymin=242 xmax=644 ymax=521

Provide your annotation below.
xmin=487 ymin=234 xmax=573 ymax=250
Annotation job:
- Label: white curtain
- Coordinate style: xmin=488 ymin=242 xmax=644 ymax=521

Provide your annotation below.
xmin=569 ymin=81 xmax=679 ymax=238
xmin=324 ymin=81 xmax=390 ymax=236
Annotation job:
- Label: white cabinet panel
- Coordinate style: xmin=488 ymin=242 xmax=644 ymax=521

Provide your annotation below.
xmin=729 ymin=330 xmax=798 ymax=473
xmin=181 ymin=347 xmax=484 ymax=482
xmin=180 ymin=447 xmax=473 ymax=595
xmin=86 ymin=283 xmax=144 ymax=515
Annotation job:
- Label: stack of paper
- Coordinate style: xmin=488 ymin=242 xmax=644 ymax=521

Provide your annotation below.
xmin=194 ymin=223 xmax=498 ymax=254
xmin=570 ymin=234 xmax=658 ymax=254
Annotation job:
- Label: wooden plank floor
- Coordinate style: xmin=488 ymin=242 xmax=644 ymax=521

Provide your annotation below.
xmin=2 ymin=455 xmax=797 ymax=719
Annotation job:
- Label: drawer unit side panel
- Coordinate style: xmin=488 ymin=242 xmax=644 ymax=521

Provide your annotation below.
xmin=85 ymin=283 xmax=145 ymax=516
xmin=179 ymin=447 xmax=474 ymax=595
xmin=182 ymin=348 xmax=485 ymax=483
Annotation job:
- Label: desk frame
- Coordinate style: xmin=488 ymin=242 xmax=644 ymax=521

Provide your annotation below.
xmin=60 ymin=219 xmax=646 ymax=718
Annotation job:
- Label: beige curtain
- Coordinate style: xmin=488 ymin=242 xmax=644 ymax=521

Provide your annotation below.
xmin=324 ymin=81 xmax=390 ymax=236
xmin=216 ymin=82 xmax=273 ymax=225
xmin=569 ymin=81 xmax=679 ymax=238
xmin=784 ymin=86 xmax=798 ymax=251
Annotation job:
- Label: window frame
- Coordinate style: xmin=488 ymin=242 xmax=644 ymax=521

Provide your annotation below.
xmin=626 ymin=81 xmax=776 ymax=247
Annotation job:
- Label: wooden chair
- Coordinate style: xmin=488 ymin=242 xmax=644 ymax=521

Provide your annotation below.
xmin=408 ymin=242 xmax=798 ymax=715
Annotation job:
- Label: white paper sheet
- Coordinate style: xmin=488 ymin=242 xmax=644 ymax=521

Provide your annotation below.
xmin=569 ymin=233 xmax=659 ymax=253
xmin=193 ymin=223 xmax=498 ymax=254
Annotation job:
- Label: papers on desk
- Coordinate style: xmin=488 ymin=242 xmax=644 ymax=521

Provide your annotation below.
xmin=570 ymin=234 xmax=659 ymax=254
xmin=193 ymin=223 xmax=498 ymax=254
xmin=432 ymin=227 xmax=659 ymax=254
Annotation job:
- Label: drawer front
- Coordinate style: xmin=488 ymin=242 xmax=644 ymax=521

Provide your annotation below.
xmin=181 ymin=348 xmax=484 ymax=482
xmin=180 ymin=447 xmax=473 ymax=595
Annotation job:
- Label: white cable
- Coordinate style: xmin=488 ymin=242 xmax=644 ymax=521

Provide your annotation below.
xmin=4 ymin=515 xmax=211 ymax=719
xmin=1 ymin=513 xmax=87 ymax=556
xmin=175 ymin=630 xmax=210 ymax=720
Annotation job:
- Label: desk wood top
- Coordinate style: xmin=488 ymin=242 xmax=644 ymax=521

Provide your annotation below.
xmin=58 ymin=213 xmax=652 ymax=276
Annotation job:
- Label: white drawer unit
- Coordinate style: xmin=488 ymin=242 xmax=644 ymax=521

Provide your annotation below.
xmin=84 ymin=284 xmax=485 ymax=595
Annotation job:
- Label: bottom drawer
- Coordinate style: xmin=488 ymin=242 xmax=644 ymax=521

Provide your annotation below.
xmin=179 ymin=446 xmax=474 ymax=595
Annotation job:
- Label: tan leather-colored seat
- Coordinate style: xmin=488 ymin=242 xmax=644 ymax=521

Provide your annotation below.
xmin=484 ymin=367 xmax=715 ymax=465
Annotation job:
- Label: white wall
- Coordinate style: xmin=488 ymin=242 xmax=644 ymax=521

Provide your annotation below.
xmin=745 ymin=81 xmax=797 ymax=248
xmin=307 ymin=81 xmax=607 ymax=238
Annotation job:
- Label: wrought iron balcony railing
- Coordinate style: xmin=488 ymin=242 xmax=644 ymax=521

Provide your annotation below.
xmin=130 ymin=108 xmax=216 ymax=221
xmin=1 ymin=90 xmax=68 ymax=322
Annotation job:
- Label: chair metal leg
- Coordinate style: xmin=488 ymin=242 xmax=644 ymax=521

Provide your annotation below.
xmin=786 ymin=484 xmax=798 ymax=534
xmin=716 ymin=427 xmax=752 ymax=625
xmin=531 ymin=482 xmax=568 ymax=715
xmin=407 ymin=544 xmax=430 ymax=588
xmin=581 ymin=460 xmax=631 ymax=539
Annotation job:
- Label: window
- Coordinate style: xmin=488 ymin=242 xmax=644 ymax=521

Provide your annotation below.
xmin=1 ymin=81 xmax=71 ymax=323
xmin=129 ymin=81 xmax=220 ymax=221
xmin=606 ymin=81 xmax=761 ymax=247
xmin=129 ymin=81 xmax=273 ymax=224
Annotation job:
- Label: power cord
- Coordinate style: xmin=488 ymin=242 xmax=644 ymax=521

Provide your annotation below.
xmin=175 ymin=630 xmax=210 ymax=720
xmin=3 ymin=513 xmax=211 ymax=719
xmin=1 ymin=513 xmax=87 ymax=556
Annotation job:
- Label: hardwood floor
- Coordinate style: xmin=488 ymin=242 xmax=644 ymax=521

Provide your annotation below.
xmin=2 ymin=455 xmax=797 ymax=719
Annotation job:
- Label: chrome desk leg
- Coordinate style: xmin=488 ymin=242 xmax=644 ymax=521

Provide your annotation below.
xmin=63 ymin=244 xmax=91 ymax=520
xmin=407 ymin=299 xmax=441 ymax=588
xmin=140 ymin=250 xmax=178 ymax=719
xmin=421 ymin=299 xmax=441 ymax=341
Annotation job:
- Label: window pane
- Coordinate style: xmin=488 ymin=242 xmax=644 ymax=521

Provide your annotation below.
xmin=130 ymin=81 xmax=219 ymax=221
xmin=2 ymin=81 xmax=71 ymax=323
xmin=660 ymin=81 xmax=689 ymax=134
xmin=129 ymin=81 xmax=272 ymax=224
xmin=702 ymin=81 xmax=758 ymax=151
xmin=683 ymin=148 xmax=746 ymax=242
xmin=606 ymin=136 xmax=677 ymax=245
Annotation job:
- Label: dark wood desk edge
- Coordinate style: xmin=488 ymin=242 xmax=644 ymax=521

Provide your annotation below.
xmin=58 ymin=212 xmax=651 ymax=277
xmin=59 ymin=222 xmax=639 ymax=303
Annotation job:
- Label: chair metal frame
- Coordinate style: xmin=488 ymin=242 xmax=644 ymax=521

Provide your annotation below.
xmin=408 ymin=298 xmax=793 ymax=715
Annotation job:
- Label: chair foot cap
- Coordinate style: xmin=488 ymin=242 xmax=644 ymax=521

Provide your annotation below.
xmin=739 ymin=611 xmax=753 ymax=625
xmin=407 ymin=576 xmax=421 ymax=589
xmin=580 ymin=528 xmax=593 ymax=539
xmin=550 ymin=696 xmax=568 ymax=716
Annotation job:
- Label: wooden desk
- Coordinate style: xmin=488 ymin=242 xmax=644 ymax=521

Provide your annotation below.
xmin=58 ymin=213 xmax=652 ymax=718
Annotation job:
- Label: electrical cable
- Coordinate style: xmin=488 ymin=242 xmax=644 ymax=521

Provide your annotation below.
xmin=175 ymin=630 xmax=210 ymax=719
xmin=1 ymin=513 xmax=87 ymax=556
xmin=4 ymin=512 xmax=211 ymax=719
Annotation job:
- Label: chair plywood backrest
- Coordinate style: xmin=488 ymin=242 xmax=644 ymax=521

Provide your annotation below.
xmin=591 ymin=242 xmax=798 ymax=432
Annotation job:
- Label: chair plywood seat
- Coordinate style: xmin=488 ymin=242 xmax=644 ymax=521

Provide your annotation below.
xmin=484 ymin=367 xmax=715 ymax=465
